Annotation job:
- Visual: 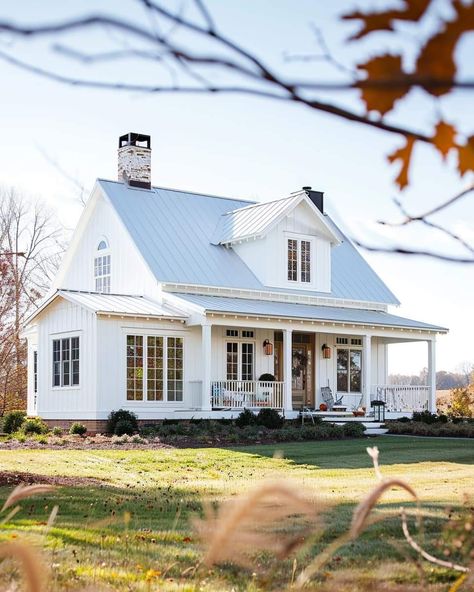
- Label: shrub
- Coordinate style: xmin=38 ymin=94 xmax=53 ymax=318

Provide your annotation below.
xmin=397 ymin=416 xmax=411 ymax=423
xmin=51 ymin=426 xmax=63 ymax=437
xmin=412 ymin=411 xmax=441 ymax=424
xmin=341 ymin=422 xmax=366 ymax=438
xmin=114 ymin=419 xmax=136 ymax=436
xmin=106 ymin=409 xmax=138 ymax=435
xmin=256 ymin=408 xmax=284 ymax=429
xmin=235 ymin=408 xmax=256 ymax=428
xmin=449 ymin=387 xmax=474 ymax=418
xmin=3 ymin=410 xmax=26 ymax=434
xmin=258 ymin=373 xmax=275 ymax=382
xmin=69 ymin=422 xmax=87 ymax=436
xmin=22 ymin=418 xmax=49 ymax=435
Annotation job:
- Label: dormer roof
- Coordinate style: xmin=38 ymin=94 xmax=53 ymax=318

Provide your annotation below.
xmin=211 ymin=191 xmax=342 ymax=246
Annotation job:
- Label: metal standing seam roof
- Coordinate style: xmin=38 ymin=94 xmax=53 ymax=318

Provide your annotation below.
xmin=211 ymin=192 xmax=332 ymax=244
xmin=98 ymin=179 xmax=399 ymax=305
xmin=58 ymin=290 xmax=186 ymax=318
xmin=172 ymin=293 xmax=447 ymax=331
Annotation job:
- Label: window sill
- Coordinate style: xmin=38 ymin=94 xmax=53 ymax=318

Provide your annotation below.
xmin=52 ymin=386 xmax=81 ymax=391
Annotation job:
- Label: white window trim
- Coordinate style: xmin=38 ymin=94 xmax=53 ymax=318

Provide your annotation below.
xmin=225 ymin=339 xmax=256 ymax=381
xmin=123 ymin=331 xmax=186 ymax=405
xmin=285 ymin=232 xmax=315 ymax=287
xmin=335 ymin=345 xmax=363 ymax=395
xmin=51 ymin=333 xmax=81 ymax=390
xmin=94 ymin=237 xmax=111 ymax=293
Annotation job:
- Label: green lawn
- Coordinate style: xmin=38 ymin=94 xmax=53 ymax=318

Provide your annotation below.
xmin=0 ymin=436 xmax=473 ymax=591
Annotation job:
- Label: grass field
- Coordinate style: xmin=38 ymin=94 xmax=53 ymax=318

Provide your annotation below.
xmin=0 ymin=436 xmax=473 ymax=590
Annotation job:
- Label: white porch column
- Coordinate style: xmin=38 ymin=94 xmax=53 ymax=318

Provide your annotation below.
xmin=201 ymin=323 xmax=212 ymax=411
xmin=283 ymin=328 xmax=293 ymax=413
xmin=427 ymin=338 xmax=437 ymax=413
xmin=362 ymin=334 xmax=372 ymax=410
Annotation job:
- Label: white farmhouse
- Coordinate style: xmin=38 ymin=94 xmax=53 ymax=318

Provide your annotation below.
xmin=24 ymin=133 xmax=447 ymax=431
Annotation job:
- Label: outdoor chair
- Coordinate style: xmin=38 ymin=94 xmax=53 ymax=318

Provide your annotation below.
xmin=320 ymin=386 xmax=344 ymax=411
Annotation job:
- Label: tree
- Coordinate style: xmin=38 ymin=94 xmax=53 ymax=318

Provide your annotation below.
xmin=0 ymin=1 xmax=473 ymax=261
xmin=0 ymin=187 xmax=63 ymax=414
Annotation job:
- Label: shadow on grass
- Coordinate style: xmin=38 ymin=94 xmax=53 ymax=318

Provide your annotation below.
xmin=231 ymin=435 xmax=474 ymax=469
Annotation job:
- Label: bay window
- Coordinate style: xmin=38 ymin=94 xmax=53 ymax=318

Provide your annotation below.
xmin=337 ymin=348 xmax=362 ymax=393
xmin=52 ymin=336 xmax=80 ymax=387
xmin=126 ymin=334 xmax=183 ymax=402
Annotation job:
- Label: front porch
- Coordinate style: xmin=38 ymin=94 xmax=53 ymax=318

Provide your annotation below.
xmin=200 ymin=323 xmax=437 ymax=416
xmin=209 ymin=379 xmax=430 ymax=415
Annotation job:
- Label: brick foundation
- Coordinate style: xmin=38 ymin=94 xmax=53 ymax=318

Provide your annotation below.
xmin=42 ymin=418 xmax=170 ymax=435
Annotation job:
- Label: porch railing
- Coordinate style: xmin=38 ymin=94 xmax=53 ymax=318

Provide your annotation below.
xmin=211 ymin=380 xmax=284 ymax=409
xmin=372 ymin=385 xmax=429 ymax=412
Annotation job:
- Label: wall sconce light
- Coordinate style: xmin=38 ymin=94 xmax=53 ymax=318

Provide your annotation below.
xmin=263 ymin=339 xmax=273 ymax=355
xmin=321 ymin=344 xmax=331 ymax=359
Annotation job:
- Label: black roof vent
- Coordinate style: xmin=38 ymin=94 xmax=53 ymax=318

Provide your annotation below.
xmin=302 ymin=186 xmax=324 ymax=213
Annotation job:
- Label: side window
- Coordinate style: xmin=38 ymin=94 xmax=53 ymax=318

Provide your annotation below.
xmin=52 ymin=337 xmax=80 ymax=387
xmin=94 ymin=239 xmax=111 ymax=293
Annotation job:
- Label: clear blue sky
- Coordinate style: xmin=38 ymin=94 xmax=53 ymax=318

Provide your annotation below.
xmin=0 ymin=0 xmax=472 ymax=375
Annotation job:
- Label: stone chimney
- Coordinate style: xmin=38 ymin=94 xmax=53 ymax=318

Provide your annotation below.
xmin=118 ymin=133 xmax=152 ymax=189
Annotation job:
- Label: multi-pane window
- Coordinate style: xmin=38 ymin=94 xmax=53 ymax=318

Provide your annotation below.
xmin=226 ymin=342 xmax=238 ymax=380
xmin=226 ymin=342 xmax=254 ymax=381
xmin=127 ymin=335 xmax=144 ymax=401
xmin=52 ymin=337 xmax=80 ymax=387
xmin=147 ymin=336 xmax=163 ymax=401
xmin=287 ymin=238 xmax=312 ymax=283
xmin=167 ymin=337 xmax=184 ymax=402
xmin=337 ymin=348 xmax=362 ymax=393
xmin=126 ymin=335 xmax=183 ymax=402
xmin=94 ymin=254 xmax=111 ymax=293
xmin=301 ymin=240 xmax=311 ymax=282
xmin=287 ymin=239 xmax=298 ymax=281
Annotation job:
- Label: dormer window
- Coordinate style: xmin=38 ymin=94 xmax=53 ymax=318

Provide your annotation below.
xmin=94 ymin=239 xmax=111 ymax=293
xmin=287 ymin=237 xmax=311 ymax=283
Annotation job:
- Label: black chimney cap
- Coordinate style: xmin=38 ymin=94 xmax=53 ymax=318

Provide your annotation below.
xmin=119 ymin=133 xmax=151 ymax=149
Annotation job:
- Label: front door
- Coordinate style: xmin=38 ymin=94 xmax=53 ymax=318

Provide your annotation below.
xmin=292 ymin=334 xmax=314 ymax=409
xmin=274 ymin=332 xmax=314 ymax=409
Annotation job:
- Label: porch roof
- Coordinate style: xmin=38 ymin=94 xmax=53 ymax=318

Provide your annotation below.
xmin=25 ymin=290 xmax=187 ymax=324
xmin=173 ymin=293 xmax=448 ymax=332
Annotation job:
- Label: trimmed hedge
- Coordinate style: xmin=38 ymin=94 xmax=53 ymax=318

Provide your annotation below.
xmin=387 ymin=421 xmax=474 ymax=438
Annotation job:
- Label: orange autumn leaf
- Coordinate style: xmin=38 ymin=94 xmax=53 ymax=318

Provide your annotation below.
xmin=357 ymin=54 xmax=408 ymax=115
xmin=457 ymin=136 xmax=474 ymax=176
xmin=343 ymin=0 xmax=432 ymax=40
xmin=432 ymin=121 xmax=457 ymax=160
xmin=387 ymin=136 xmax=416 ymax=190
xmin=416 ymin=1 xmax=474 ymax=96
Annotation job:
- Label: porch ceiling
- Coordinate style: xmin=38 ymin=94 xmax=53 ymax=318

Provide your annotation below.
xmin=172 ymin=293 xmax=447 ymax=332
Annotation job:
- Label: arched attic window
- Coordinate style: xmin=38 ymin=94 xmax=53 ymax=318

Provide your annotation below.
xmin=94 ymin=239 xmax=111 ymax=293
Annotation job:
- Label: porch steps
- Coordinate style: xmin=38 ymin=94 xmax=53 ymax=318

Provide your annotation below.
xmin=318 ymin=416 xmax=389 ymax=436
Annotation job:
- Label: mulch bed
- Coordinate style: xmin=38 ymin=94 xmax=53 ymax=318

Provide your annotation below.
xmin=0 ymin=470 xmax=104 ymax=487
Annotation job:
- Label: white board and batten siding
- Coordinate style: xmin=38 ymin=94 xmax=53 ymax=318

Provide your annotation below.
xmin=210 ymin=326 xmax=275 ymax=381
xmin=29 ymin=299 xmax=97 ymax=419
xmin=60 ymin=190 xmax=158 ymax=299
xmin=96 ymin=317 xmax=201 ymax=419
xmin=234 ymin=200 xmax=332 ymax=293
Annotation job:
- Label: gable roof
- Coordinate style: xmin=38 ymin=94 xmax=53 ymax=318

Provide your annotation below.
xmin=211 ymin=191 xmax=341 ymax=245
xmin=97 ymin=179 xmax=399 ymax=305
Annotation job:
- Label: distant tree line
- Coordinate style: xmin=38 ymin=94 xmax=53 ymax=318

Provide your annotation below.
xmin=389 ymin=364 xmax=474 ymax=390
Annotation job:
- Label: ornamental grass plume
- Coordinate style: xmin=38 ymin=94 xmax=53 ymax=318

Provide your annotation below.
xmin=1 ymin=483 xmax=55 ymax=512
xmin=0 ymin=540 xmax=46 ymax=592
xmin=193 ymin=480 xmax=325 ymax=567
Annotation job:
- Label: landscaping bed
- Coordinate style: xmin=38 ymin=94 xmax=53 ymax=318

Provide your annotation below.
xmin=387 ymin=410 xmax=474 ymax=437
xmin=0 ymin=419 xmax=366 ymax=449
xmin=0 ymin=408 xmax=366 ymax=449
